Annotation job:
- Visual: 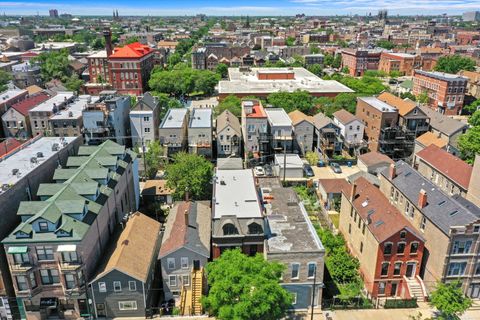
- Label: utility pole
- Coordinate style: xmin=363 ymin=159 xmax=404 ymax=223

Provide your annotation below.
xmin=310 ymin=264 xmax=317 ymax=320
xmin=283 ymin=136 xmax=287 ymax=184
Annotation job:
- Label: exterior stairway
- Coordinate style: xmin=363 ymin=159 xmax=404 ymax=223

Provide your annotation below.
xmin=405 ymin=276 xmax=427 ymax=302
xmin=191 ymin=267 xmax=204 ymax=315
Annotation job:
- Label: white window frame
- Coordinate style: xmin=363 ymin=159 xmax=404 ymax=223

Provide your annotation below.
xmin=291 ymin=263 xmax=300 ymax=280
xmin=113 ymin=281 xmax=122 ymax=292
xmin=128 ymin=281 xmax=136 ymax=291
xmin=118 ymin=301 xmax=137 ymax=311
xmin=169 ymin=275 xmax=177 ymax=287
xmin=181 ymin=257 xmax=189 ymax=269
xmin=98 ymin=282 xmax=106 ymax=292
xmin=182 ymin=275 xmax=190 ymax=286
xmin=307 ymin=262 xmax=316 ymax=279
xmin=167 ymin=258 xmax=175 ymax=270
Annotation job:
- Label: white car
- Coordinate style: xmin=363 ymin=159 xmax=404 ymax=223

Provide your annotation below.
xmin=254 ymin=166 xmax=265 ymax=176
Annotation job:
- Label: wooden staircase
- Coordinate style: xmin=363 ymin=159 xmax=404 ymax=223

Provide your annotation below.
xmin=191 ymin=267 xmax=204 ymax=315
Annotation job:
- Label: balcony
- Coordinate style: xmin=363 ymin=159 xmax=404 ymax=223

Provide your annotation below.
xmin=11 ymin=263 xmax=33 ymax=273
xmin=60 ymin=261 xmax=82 ymax=271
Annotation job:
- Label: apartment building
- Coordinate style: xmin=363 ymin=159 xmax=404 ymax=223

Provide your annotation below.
xmin=108 ymin=42 xmax=155 ymax=96
xmin=216 ymin=110 xmax=242 ymax=158
xmin=241 ymin=100 xmax=269 ymax=159
xmin=0 ymin=89 xmax=28 ymax=113
xmin=259 ymin=177 xmax=325 ymax=310
xmin=191 ymin=44 xmax=250 ymax=70
xmin=129 ymin=93 xmax=161 ymax=151
xmin=211 ymin=169 xmax=264 ymax=259
xmin=332 ymin=109 xmax=365 ymax=154
xmin=2 ymin=92 xmax=50 ymax=139
xmin=82 ymin=94 xmax=131 ymax=146
xmin=158 ymin=108 xmax=188 ymax=156
xmin=29 ymin=92 xmax=75 ymax=137
xmin=414 ymin=144 xmax=473 ymax=197
xmin=265 ymin=108 xmax=294 ymax=153
xmin=341 ymin=49 xmax=382 ymax=77
xmin=1 ymin=140 xmax=139 ymax=318
xmin=158 ymin=201 xmax=211 ymax=303
xmin=89 ymin=213 xmax=161 ymax=319
xmin=379 ymin=162 xmax=480 ymax=298
xmin=413 ymin=70 xmax=468 ymax=115
xmin=11 ymin=62 xmax=43 ymax=89
xmin=188 ymin=108 xmax=213 ymax=158
xmin=339 ymin=177 xmax=426 ymax=300
xmin=378 ymin=53 xmax=432 ymax=76
xmin=85 ymin=50 xmax=111 ymax=95
xmin=0 ymin=136 xmax=81 ymax=320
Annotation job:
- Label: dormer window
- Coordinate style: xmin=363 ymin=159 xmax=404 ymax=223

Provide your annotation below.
xmin=39 ymin=221 xmax=48 ymax=232
xmin=223 ymin=223 xmax=239 ymax=236
xmin=248 ymin=223 xmax=263 ymax=235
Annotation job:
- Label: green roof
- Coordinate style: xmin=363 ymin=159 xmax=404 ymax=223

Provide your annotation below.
xmin=400 ymin=79 xmax=413 ymax=89
xmin=37 ymin=184 xmax=64 ymax=197
xmin=7 ymin=246 xmax=28 ymax=254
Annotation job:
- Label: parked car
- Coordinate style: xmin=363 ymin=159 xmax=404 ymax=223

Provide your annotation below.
xmin=316 ymin=160 xmax=326 ymax=167
xmin=304 ymin=164 xmax=314 ymax=177
xmin=264 ymin=164 xmax=273 ymax=176
xmin=330 ymin=162 xmax=342 ymax=174
xmin=254 ymin=166 xmax=265 ymax=176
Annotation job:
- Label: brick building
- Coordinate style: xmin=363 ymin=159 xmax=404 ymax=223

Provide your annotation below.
xmin=413 ymin=70 xmax=468 ymax=115
xmin=378 ymin=52 xmax=434 ymax=76
xmin=341 ymin=49 xmax=381 ymax=77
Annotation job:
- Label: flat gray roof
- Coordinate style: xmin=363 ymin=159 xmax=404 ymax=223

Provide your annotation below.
xmin=30 ymin=92 xmax=75 ymax=112
xmin=219 ymin=67 xmax=354 ymax=95
xmin=213 ymin=169 xmax=263 ymax=219
xmin=50 ymin=95 xmax=100 ymax=120
xmin=160 ymin=108 xmax=188 ymax=129
xmin=415 ymin=70 xmax=468 ymax=82
xmin=0 ymin=137 xmax=78 ymax=191
xmin=359 ymin=96 xmax=397 ymax=113
xmin=265 ymin=108 xmax=292 ymax=127
xmin=275 ymin=154 xmax=304 ymax=168
xmin=0 ymin=89 xmax=27 ymax=103
xmin=189 ymin=108 xmax=212 ymax=128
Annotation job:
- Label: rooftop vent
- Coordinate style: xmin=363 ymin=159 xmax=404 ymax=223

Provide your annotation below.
xmin=36 ymin=152 xmax=44 ymax=158
xmin=52 ymin=143 xmax=59 ymax=151
xmin=11 ymin=168 xmax=19 ymax=176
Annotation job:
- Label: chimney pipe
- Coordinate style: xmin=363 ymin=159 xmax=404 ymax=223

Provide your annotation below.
xmin=418 ymin=189 xmax=427 ymax=209
xmin=184 ymin=209 xmax=189 ymax=228
xmin=350 ymin=183 xmax=357 ymax=202
xmin=389 ymin=163 xmax=396 ymax=180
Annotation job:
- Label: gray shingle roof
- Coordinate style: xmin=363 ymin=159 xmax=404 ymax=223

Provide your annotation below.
xmin=419 ymin=106 xmax=468 ymax=136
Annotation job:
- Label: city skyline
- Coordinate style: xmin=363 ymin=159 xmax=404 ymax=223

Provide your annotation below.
xmin=2 ymin=0 xmax=480 ymax=16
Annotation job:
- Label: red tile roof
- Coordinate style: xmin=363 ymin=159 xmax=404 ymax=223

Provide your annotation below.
xmin=416 ymin=144 xmax=473 ymax=190
xmin=0 ymin=138 xmax=24 ymax=157
xmin=109 ymin=42 xmax=153 ymax=59
xmin=348 ymin=177 xmax=420 ymax=243
xmin=10 ymin=92 xmax=50 ymax=116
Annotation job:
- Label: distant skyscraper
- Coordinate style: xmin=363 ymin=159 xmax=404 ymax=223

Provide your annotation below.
xmin=463 ymin=11 xmax=480 ymax=22
xmin=49 ymin=9 xmax=58 ymax=18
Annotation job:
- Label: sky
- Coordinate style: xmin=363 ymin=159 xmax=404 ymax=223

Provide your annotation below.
xmin=1 ymin=0 xmax=480 ymax=16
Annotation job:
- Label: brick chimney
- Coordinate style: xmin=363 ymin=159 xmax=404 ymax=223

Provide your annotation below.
xmin=350 ymin=182 xmax=357 ymax=201
xmin=389 ymin=163 xmax=396 ymax=180
xmin=103 ymin=28 xmax=113 ymax=57
xmin=418 ymin=189 xmax=427 ymax=209
xmin=184 ymin=209 xmax=189 ymax=227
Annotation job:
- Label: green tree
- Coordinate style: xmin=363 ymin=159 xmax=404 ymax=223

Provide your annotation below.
xmin=310 ymin=46 xmax=320 ymax=54
xmin=389 ymin=70 xmax=401 ymax=78
xmin=469 ymin=110 xmax=480 ymax=126
xmin=216 ymin=63 xmax=228 ymax=78
xmin=267 ymin=90 xmax=315 ymax=114
xmin=327 ymin=247 xmax=360 ymax=283
xmin=376 ymin=40 xmax=395 ymax=50
xmin=464 ymin=99 xmax=480 ymax=114
xmin=400 ymin=92 xmax=416 ymax=101
xmin=459 ymin=126 xmax=480 ymax=164
xmin=324 ymin=53 xmax=334 ymax=67
xmin=149 ymin=68 xmax=220 ymax=97
xmin=417 ymin=91 xmax=429 ymax=104
xmin=144 ymin=141 xmax=164 ymax=178
xmin=125 ymin=36 xmax=139 ymax=44
xmin=165 ymin=152 xmax=213 ymax=200
xmin=91 ymin=38 xmax=104 ymax=50
xmin=31 ymin=49 xmax=70 ymax=82
xmin=64 ymin=74 xmax=84 ymax=92
xmin=307 ymin=63 xmax=323 ymax=77
xmin=305 ymin=151 xmax=319 ymax=165
xmin=285 ymin=36 xmax=295 ymax=46
xmin=332 ymin=54 xmax=342 ymax=68
xmin=202 ymin=249 xmax=293 ymax=320
xmin=333 ymin=93 xmax=357 ymax=114
xmin=429 ymin=281 xmax=472 ymax=319
xmin=0 ymin=70 xmax=12 ymax=92
xmin=215 ymin=95 xmax=242 ymax=117
xmin=435 ymin=55 xmax=476 ymax=74
xmin=167 ymin=53 xmax=182 ymax=68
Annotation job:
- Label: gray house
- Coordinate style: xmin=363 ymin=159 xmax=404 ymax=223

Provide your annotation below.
xmin=89 ymin=213 xmax=162 ymax=318
xmin=159 ymin=108 xmax=188 ymax=156
xmin=158 ymin=201 xmax=211 ymax=306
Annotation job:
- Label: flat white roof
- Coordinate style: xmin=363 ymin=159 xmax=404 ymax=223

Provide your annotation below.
xmin=30 ymin=92 xmax=75 ymax=112
xmin=0 ymin=137 xmax=77 ymax=189
xmin=189 ymin=108 xmax=212 ymax=128
xmin=359 ymin=96 xmax=397 ymax=112
xmin=50 ymin=95 xmax=100 ymax=120
xmin=160 ymin=108 xmax=187 ymax=129
xmin=275 ymin=154 xmax=304 ymax=169
xmin=219 ymin=67 xmax=354 ymax=95
xmin=0 ymin=89 xmax=27 ymax=103
xmin=213 ymin=169 xmax=262 ymax=219
xmin=265 ymin=108 xmax=292 ymax=127
xmin=87 ymin=50 xmax=107 ymax=58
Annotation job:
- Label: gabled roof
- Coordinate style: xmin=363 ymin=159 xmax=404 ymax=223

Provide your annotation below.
xmin=377 ymin=92 xmax=417 ymax=116
xmin=415 ymin=132 xmax=448 ymax=149
xmin=0 ymin=138 xmax=23 ymax=157
xmin=216 ymin=110 xmax=241 ymax=134
xmin=132 ymin=92 xmax=158 ymax=111
xmin=288 ymin=110 xmax=314 ymax=126
xmin=9 ymin=92 xmax=50 ymax=116
xmin=419 ymin=106 xmax=468 ymax=136
xmin=333 ymin=109 xmax=359 ymax=125
xmin=358 ymin=151 xmax=394 ymax=167
xmin=109 ymin=42 xmax=153 ymax=59
xmin=93 ymin=213 xmax=161 ymax=283
xmin=416 ymin=144 xmax=473 ymax=190
xmin=313 ymin=111 xmax=334 ymax=129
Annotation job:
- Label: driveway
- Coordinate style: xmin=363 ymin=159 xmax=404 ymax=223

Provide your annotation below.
xmin=312 ymin=165 xmax=361 ymax=180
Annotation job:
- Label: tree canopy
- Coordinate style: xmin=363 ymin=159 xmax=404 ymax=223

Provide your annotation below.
xmin=202 ymin=249 xmax=293 ymax=320
xmin=144 ymin=141 xmax=164 ymax=178
xmin=165 ymin=152 xmax=213 ymax=200
xmin=434 ymin=55 xmax=476 ymax=74
xmin=215 ymin=63 xmax=229 ymax=78
xmin=267 ymin=90 xmax=315 ymax=114
xmin=376 ymin=40 xmax=395 ymax=50
xmin=215 ymin=95 xmax=242 ymax=117
xmin=0 ymin=70 xmax=11 ymax=92
xmin=459 ymin=125 xmax=480 ymax=164
xmin=429 ymin=281 xmax=472 ymax=319
xmin=468 ymin=110 xmax=480 ymax=127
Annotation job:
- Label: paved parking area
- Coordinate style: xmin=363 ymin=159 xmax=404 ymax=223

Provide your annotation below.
xmin=312 ymin=165 xmax=361 ymax=180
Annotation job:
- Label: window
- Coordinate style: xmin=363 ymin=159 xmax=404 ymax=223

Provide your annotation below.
xmin=16 ymin=276 xmax=28 ymax=291
xmin=381 ymin=262 xmax=389 ymax=276
xmin=348 ymin=223 xmax=352 ymax=234
xmin=420 ymin=217 xmax=426 ymax=231
xmin=29 ymin=272 xmax=37 ymax=288
xmin=362 ymin=223 xmax=366 ymax=235
xmin=307 ymin=263 xmax=316 ymax=278
xmin=65 ymin=274 xmax=75 ymax=290
xmin=397 ymin=242 xmax=406 ymax=254
xmin=475 ymin=263 xmax=480 ymax=275
xmin=181 ymin=257 xmax=189 ymax=269
xmin=378 ymin=282 xmax=386 ymax=295
xmin=118 ymin=301 xmax=137 ymax=311
xmin=292 ymin=292 xmax=297 ymax=305
xmin=98 ymin=282 xmax=107 ymax=292
xmin=62 ymin=251 xmax=78 ymax=263
xmin=452 ymin=240 xmax=472 ymax=254
xmin=167 ymin=258 xmax=175 ymax=270
xmin=393 ymin=262 xmax=402 ymax=276
xmin=40 ymin=269 xmax=59 ymax=285
xmin=360 ymin=242 xmax=364 ymax=253
xmin=410 ymin=242 xmax=419 ymax=254
xmin=144 ymin=127 xmax=150 ymax=133
xmin=129 ymin=281 xmax=136 ymax=291
xmin=384 ymin=243 xmax=392 ymax=255
xmin=36 ymin=246 xmax=54 ymax=260
xmin=390 ymin=187 xmax=394 ymax=199
xmin=113 ymin=281 xmax=122 ymax=292
xmin=38 ymin=221 xmax=48 ymax=232
xmin=400 ymin=231 xmax=406 ymax=240
xmin=447 ymin=262 xmax=467 ymax=276
xmin=169 ymin=275 xmax=177 ymax=287
xmin=247 ymin=125 xmax=255 ymax=133
xmin=291 ymin=263 xmax=300 ymax=279
xmin=13 ymin=253 xmax=30 ymax=265
xmin=474 ymin=225 xmax=480 ymax=233
xmin=182 ymin=275 xmax=190 ymax=286
xmin=223 ymin=223 xmax=239 ymax=235
xmin=248 ymin=223 xmax=263 ymax=234
xmin=143 ymin=116 xmax=150 ymax=122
